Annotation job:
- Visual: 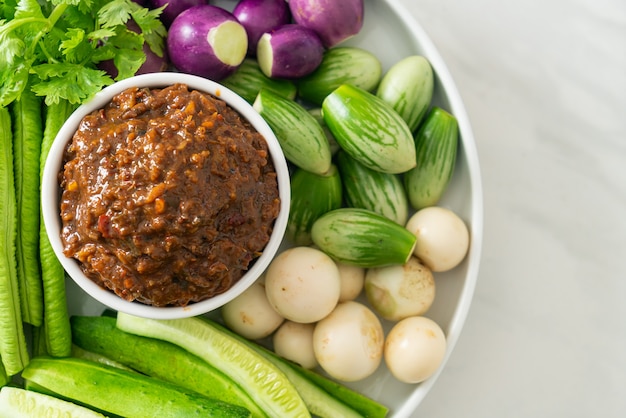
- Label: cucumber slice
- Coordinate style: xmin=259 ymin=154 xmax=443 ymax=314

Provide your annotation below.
xmin=71 ymin=315 xmax=266 ymax=418
xmin=22 ymin=357 xmax=250 ymax=417
xmin=208 ymin=318 xmax=389 ymax=418
xmin=116 ymin=313 xmax=310 ymax=418
xmin=0 ymin=386 xmax=106 ymax=418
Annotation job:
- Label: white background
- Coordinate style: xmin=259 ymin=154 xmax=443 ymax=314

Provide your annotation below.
xmin=397 ymin=1 xmax=626 ymax=417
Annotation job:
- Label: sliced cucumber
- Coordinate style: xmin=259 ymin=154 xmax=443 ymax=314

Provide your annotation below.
xmin=71 ymin=315 xmax=267 ymax=418
xmin=376 ymin=55 xmax=434 ymax=132
xmin=297 ymin=47 xmax=382 ymax=105
xmin=336 ymin=150 xmax=409 ymax=225
xmin=222 ymin=58 xmax=297 ymax=103
xmin=404 ymin=107 xmax=459 ymax=210
xmin=116 ymin=313 xmax=310 ymax=418
xmin=206 ymin=318 xmax=379 ymax=418
xmin=0 ymin=386 xmax=106 ymax=418
xmin=22 ymin=356 xmax=250 ymax=417
xmin=70 ymin=343 xmax=134 ymax=371
xmin=254 ymin=89 xmax=331 ymax=175
xmin=311 ymin=208 xmax=417 ymax=268
xmin=287 ymin=164 xmax=343 ymax=246
xmin=322 ymin=84 xmax=416 ymax=174
xmin=295 ymin=366 xmax=389 ymax=418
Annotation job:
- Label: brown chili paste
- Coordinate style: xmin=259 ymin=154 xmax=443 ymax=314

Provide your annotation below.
xmin=59 ymin=83 xmax=280 ymax=307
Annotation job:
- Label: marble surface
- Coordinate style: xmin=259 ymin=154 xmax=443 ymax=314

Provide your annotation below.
xmin=396 ymin=0 xmax=626 ymax=417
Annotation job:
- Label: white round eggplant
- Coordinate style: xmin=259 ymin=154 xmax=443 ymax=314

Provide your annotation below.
xmin=405 ymin=206 xmax=470 ymax=272
xmin=264 ymin=246 xmax=341 ymax=323
xmin=313 ymin=301 xmax=384 ymax=382
xmin=384 ymin=316 xmax=447 ymax=384
xmin=364 ymin=256 xmax=435 ymax=321
xmin=221 ymin=279 xmax=284 ymax=340
xmin=336 ymin=262 xmax=365 ymax=302
xmin=272 ymin=320 xmax=318 ymax=369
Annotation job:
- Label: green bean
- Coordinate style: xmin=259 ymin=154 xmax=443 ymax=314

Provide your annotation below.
xmin=11 ymin=85 xmax=44 ymax=327
xmin=0 ymin=106 xmax=30 ymax=376
xmin=39 ymin=100 xmax=76 ymax=357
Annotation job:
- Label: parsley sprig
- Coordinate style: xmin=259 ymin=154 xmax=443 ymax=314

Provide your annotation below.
xmin=0 ymin=0 xmax=167 ymax=107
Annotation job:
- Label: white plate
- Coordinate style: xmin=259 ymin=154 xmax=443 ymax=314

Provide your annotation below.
xmin=66 ymin=0 xmax=484 ymax=416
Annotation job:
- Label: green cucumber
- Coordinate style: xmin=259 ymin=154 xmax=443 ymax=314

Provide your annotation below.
xmin=311 ymin=208 xmax=417 ymax=268
xmin=322 ymin=84 xmax=416 ymax=174
xmin=336 ymin=150 xmax=409 ymax=225
xmin=287 ymin=164 xmax=343 ymax=246
xmin=207 ymin=318 xmax=389 ymax=418
xmin=404 ymin=107 xmax=459 ymax=210
xmin=70 ymin=343 xmax=134 ymax=371
xmin=376 ymin=55 xmax=434 ymax=132
xmin=21 ymin=356 xmax=250 ymax=417
xmin=253 ymin=89 xmax=331 ymax=175
xmin=294 ymin=366 xmax=389 ymax=418
xmin=116 ymin=313 xmax=310 ymax=418
xmin=71 ymin=315 xmax=267 ymax=418
xmin=0 ymin=386 xmax=106 ymax=418
xmin=222 ymin=58 xmax=297 ymax=103
xmin=297 ymin=47 xmax=382 ymax=105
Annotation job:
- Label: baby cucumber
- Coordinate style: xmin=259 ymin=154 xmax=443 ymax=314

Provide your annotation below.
xmin=311 ymin=208 xmax=417 ymax=268
xmin=71 ymin=315 xmax=267 ymax=418
xmin=287 ymin=164 xmax=343 ymax=246
xmin=222 ymin=58 xmax=297 ymax=103
xmin=322 ymin=84 xmax=416 ymax=174
xmin=21 ymin=356 xmax=251 ymax=417
xmin=404 ymin=107 xmax=459 ymax=210
xmin=209 ymin=318 xmax=389 ymax=418
xmin=0 ymin=386 xmax=106 ymax=418
xmin=376 ymin=55 xmax=434 ymax=132
xmin=336 ymin=150 xmax=409 ymax=225
xmin=253 ymin=89 xmax=332 ymax=175
xmin=297 ymin=47 xmax=382 ymax=105
xmin=116 ymin=313 xmax=310 ymax=418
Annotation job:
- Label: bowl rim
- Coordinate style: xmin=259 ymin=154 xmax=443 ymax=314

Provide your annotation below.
xmin=41 ymin=72 xmax=291 ymax=320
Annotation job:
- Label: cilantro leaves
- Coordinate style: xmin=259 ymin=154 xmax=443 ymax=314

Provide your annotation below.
xmin=0 ymin=0 xmax=166 ymax=107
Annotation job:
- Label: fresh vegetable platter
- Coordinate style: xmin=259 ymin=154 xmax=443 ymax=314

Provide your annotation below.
xmin=0 ymin=0 xmax=483 ymax=416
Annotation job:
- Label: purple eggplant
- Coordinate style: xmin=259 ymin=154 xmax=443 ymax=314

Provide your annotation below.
xmin=257 ymin=24 xmax=324 ymax=79
xmin=288 ymin=0 xmax=364 ymax=48
xmin=167 ymin=5 xmax=248 ymax=80
xmin=150 ymin=0 xmax=209 ymax=27
xmin=232 ymin=0 xmax=291 ymax=56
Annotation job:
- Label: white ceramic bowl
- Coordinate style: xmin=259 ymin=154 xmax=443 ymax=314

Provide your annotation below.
xmin=41 ymin=72 xmax=291 ymax=320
